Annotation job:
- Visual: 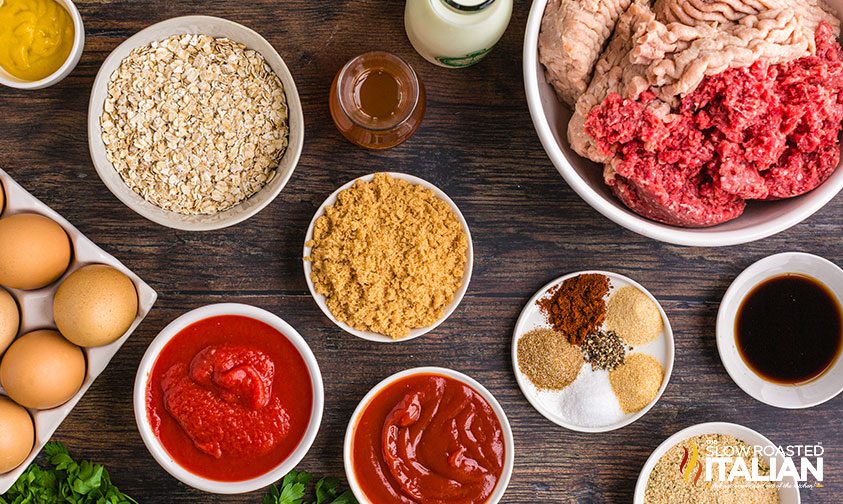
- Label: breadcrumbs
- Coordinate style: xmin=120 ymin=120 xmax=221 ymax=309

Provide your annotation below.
xmin=606 ymin=286 xmax=663 ymax=345
xmin=517 ymin=328 xmax=584 ymax=390
xmin=645 ymin=434 xmax=779 ymax=504
xmin=609 ymin=353 xmax=663 ymax=413
xmin=305 ymin=174 xmax=468 ymax=339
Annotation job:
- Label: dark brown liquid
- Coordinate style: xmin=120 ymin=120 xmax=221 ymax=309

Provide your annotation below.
xmin=736 ymin=274 xmax=842 ymax=384
xmin=357 ymin=70 xmax=401 ymax=120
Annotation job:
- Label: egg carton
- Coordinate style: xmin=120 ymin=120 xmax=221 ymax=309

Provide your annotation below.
xmin=0 ymin=168 xmax=157 ymax=493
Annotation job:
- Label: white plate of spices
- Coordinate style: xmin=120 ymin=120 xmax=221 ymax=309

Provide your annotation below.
xmin=512 ymin=271 xmax=674 ymax=432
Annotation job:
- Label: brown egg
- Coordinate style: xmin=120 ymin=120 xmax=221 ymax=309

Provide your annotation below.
xmin=0 ymin=330 xmax=85 ymax=409
xmin=0 ymin=288 xmax=18 ymax=354
xmin=54 ymin=265 xmax=138 ymax=348
xmin=0 ymin=213 xmax=71 ymax=290
xmin=0 ymin=395 xmax=33 ymax=473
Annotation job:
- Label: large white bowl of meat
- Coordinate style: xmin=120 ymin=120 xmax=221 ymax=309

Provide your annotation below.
xmin=525 ymin=0 xmax=843 ymax=246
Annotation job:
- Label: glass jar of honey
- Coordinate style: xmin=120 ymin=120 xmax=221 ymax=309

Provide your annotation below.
xmin=329 ymin=52 xmax=426 ymax=149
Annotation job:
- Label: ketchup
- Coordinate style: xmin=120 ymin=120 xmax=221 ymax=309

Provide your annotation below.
xmin=352 ymin=373 xmax=505 ymax=503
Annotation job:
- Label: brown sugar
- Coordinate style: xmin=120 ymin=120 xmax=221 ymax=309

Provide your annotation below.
xmin=517 ymin=328 xmax=584 ymax=390
xmin=305 ymin=173 xmax=468 ymax=340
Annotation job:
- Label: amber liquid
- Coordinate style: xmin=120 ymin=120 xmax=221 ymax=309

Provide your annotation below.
xmin=736 ymin=274 xmax=843 ymax=384
xmin=330 ymin=52 xmax=425 ymax=150
xmin=357 ymin=70 xmax=401 ymax=120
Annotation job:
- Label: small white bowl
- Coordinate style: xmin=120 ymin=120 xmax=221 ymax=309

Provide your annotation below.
xmin=717 ymin=252 xmax=843 ymax=409
xmin=343 ymin=367 xmax=514 ymax=504
xmin=133 ymin=303 xmax=324 ymax=494
xmin=523 ymin=0 xmax=843 ymax=246
xmin=0 ymin=0 xmax=85 ymax=90
xmin=303 ymin=172 xmax=474 ymax=343
xmin=88 ymin=16 xmax=304 ymax=231
xmin=512 ymin=271 xmax=674 ymax=432
xmin=634 ymin=422 xmax=800 ymax=503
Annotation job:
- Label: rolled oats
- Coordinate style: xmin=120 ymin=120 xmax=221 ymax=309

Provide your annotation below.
xmin=100 ymin=34 xmax=289 ymax=215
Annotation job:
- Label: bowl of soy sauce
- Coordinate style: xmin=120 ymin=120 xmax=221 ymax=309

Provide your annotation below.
xmin=717 ymin=252 xmax=843 ymax=409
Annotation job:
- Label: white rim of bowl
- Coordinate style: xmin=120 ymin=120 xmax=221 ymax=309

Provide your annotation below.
xmin=87 ymin=15 xmax=304 ymax=231
xmin=716 ymin=252 xmax=843 ymax=409
xmin=0 ymin=0 xmax=85 ymax=90
xmin=522 ymin=0 xmax=843 ymax=247
xmin=342 ymin=366 xmax=515 ymax=504
xmin=132 ymin=303 xmax=324 ymax=494
xmin=511 ymin=270 xmax=675 ymax=433
xmin=633 ymin=422 xmax=801 ymax=504
xmin=302 ymin=172 xmax=474 ymax=343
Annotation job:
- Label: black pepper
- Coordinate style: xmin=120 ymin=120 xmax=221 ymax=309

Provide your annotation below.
xmin=582 ymin=330 xmax=629 ymax=371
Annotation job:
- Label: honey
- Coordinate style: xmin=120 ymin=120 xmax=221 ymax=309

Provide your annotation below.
xmin=357 ymin=70 xmax=401 ymax=120
xmin=330 ymin=52 xmax=425 ymax=149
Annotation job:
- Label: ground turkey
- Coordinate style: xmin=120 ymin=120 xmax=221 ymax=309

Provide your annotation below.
xmin=584 ymin=22 xmax=843 ymax=227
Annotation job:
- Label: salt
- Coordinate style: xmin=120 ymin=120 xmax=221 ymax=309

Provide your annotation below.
xmin=554 ymin=368 xmax=624 ymax=427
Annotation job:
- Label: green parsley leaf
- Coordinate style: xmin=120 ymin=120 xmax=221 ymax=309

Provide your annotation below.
xmin=314 ymin=477 xmax=340 ymax=503
xmin=1 ymin=442 xmax=136 ymax=504
xmin=326 ymin=491 xmax=358 ymax=504
xmin=264 ymin=469 xmax=357 ymax=504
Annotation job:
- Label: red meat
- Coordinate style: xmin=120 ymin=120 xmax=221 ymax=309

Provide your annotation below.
xmin=585 ymin=22 xmax=843 ymax=227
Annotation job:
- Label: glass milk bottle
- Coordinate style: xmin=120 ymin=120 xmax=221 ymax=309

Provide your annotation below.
xmin=404 ymin=0 xmax=513 ymax=68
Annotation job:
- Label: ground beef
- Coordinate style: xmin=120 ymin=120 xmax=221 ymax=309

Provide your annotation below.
xmin=585 ymin=22 xmax=843 ymax=227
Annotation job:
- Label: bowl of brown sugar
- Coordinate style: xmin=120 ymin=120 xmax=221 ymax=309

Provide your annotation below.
xmin=303 ymin=172 xmax=473 ymax=342
xmin=512 ymin=271 xmax=674 ymax=432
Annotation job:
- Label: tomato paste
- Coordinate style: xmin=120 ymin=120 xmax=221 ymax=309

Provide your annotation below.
xmin=352 ymin=373 xmax=505 ymax=504
xmin=146 ymin=315 xmax=312 ymax=481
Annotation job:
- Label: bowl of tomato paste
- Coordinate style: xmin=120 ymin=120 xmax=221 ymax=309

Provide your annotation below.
xmin=133 ymin=304 xmax=324 ymax=494
xmin=344 ymin=367 xmax=514 ymax=504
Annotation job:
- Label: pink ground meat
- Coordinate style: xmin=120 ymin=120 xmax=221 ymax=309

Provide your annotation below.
xmin=585 ymin=22 xmax=843 ymax=227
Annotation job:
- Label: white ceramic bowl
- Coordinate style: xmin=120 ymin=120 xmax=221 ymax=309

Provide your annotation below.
xmin=512 ymin=271 xmax=674 ymax=432
xmin=0 ymin=0 xmax=84 ymax=90
xmin=717 ymin=253 xmax=843 ymax=409
xmin=88 ymin=16 xmax=304 ymax=231
xmin=343 ymin=367 xmax=514 ymax=504
xmin=133 ymin=303 xmax=324 ymax=494
xmin=634 ymin=422 xmax=800 ymax=503
xmin=303 ymin=172 xmax=474 ymax=343
xmin=523 ymin=0 xmax=843 ymax=246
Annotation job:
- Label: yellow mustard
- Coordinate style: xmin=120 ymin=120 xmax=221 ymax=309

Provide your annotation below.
xmin=0 ymin=0 xmax=74 ymax=81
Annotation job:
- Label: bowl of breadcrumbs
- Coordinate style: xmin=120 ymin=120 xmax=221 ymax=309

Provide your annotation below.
xmin=303 ymin=173 xmax=473 ymax=342
xmin=635 ymin=422 xmax=800 ymax=504
xmin=88 ymin=16 xmax=304 ymax=230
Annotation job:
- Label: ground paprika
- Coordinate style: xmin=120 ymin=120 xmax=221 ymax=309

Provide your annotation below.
xmin=538 ymin=273 xmax=610 ymax=345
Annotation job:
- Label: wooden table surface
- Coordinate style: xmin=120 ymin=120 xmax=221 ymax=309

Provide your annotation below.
xmin=2 ymin=1 xmax=842 ymax=502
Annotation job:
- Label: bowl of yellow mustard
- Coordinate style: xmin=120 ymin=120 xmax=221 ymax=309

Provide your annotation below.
xmin=0 ymin=0 xmax=84 ymax=89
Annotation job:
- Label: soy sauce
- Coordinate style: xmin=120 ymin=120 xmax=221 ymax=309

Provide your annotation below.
xmin=736 ymin=274 xmax=842 ymax=384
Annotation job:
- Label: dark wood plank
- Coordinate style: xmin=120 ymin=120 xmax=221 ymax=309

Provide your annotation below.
xmin=1 ymin=1 xmax=841 ymax=502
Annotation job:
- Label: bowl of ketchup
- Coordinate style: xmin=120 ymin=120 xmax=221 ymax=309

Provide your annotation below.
xmin=133 ymin=304 xmax=323 ymax=494
xmin=344 ymin=367 xmax=514 ymax=504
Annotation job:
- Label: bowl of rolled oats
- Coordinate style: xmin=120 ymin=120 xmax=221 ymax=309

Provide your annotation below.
xmin=88 ymin=16 xmax=303 ymax=230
